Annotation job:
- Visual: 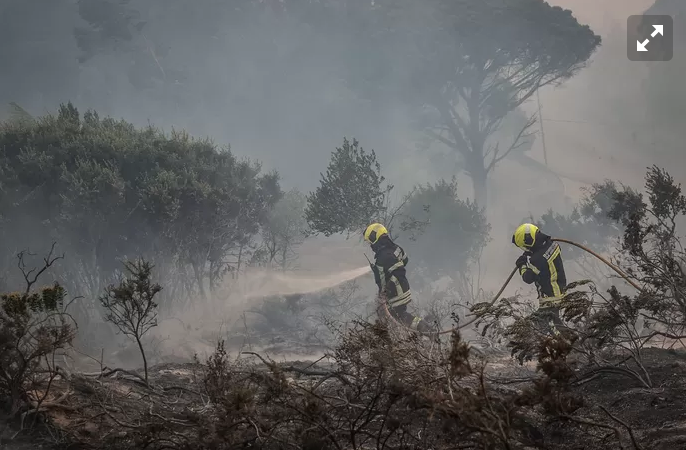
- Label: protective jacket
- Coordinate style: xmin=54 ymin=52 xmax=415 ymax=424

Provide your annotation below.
xmin=517 ymin=232 xmax=567 ymax=304
xmin=371 ymin=235 xmax=412 ymax=308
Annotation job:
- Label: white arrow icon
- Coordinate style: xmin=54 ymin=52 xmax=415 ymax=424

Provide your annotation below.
xmin=651 ymin=24 xmax=664 ymax=37
xmin=637 ymin=38 xmax=650 ymax=51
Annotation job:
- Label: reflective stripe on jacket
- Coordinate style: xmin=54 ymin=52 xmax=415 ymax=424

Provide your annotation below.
xmin=372 ymin=237 xmax=412 ymax=307
xmin=518 ymin=237 xmax=567 ymax=299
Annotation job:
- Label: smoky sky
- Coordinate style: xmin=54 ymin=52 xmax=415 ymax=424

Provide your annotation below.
xmin=1 ymin=0 xmax=404 ymax=192
xmin=1 ymin=0 xmax=682 ymax=203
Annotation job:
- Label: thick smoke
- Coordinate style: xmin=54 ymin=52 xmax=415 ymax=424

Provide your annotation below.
xmin=1 ymin=0 xmax=682 ymax=365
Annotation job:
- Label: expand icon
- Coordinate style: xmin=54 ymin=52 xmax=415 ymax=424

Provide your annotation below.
xmin=627 ymin=15 xmax=673 ymax=61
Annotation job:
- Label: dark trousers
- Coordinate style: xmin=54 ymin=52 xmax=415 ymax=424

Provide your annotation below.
xmin=534 ymin=305 xmax=564 ymax=334
xmin=389 ymin=304 xmax=433 ymax=333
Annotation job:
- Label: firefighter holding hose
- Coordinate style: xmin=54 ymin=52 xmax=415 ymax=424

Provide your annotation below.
xmin=363 ymin=223 xmax=434 ymax=334
xmin=356 ymin=219 xmax=635 ymax=338
xmin=512 ymin=223 xmax=567 ymax=332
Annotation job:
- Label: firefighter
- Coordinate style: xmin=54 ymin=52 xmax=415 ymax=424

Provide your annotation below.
xmin=512 ymin=223 xmax=567 ymax=332
xmin=363 ymin=223 xmax=434 ymax=333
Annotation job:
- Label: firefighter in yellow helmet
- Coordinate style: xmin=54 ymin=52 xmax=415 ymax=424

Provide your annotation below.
xmin=363 ymin=223 xmax=434 ymax=333
xmin=512 ymin=223 xmax=567 ymax=330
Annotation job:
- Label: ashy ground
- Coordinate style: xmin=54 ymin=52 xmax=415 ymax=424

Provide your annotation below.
xmin=3 ymin=345 xmax=686 ymax=449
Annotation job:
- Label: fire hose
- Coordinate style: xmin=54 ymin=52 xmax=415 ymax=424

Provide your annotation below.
xmin=377 ymin=237 xmax=643 ymax=336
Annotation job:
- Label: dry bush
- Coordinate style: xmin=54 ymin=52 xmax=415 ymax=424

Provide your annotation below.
xmin=245 ymin=293 xmax=307 ymax=335
xmin=562 ymin=166 xmax=686 ymax=358
xmin=473 ymin=278 xmax=655 ymax=391
xmin=472 ymin=167 xmax=686 ymax=390
xmin=607 ymin=167 xmax=686 ymax=343
xmin=180 ymin=319 xmax=607 ymax=450
xmin=100 ymin=259 xmax=162 ymax=384
xmin=240 ymin=281 xmax=370 ymax=352
xmin=0 ymin=244 xmax=77 ymax=418
xmin=26 ymin=300 xmax=645 ymax=450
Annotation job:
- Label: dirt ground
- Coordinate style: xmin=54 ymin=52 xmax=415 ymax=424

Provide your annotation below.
xmin=543 ymin=347 xmax=686 ymax=450
xmin=2 ymin=345 xmax=686 ymax=449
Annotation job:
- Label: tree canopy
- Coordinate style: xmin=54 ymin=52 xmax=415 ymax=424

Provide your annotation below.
xmin=0 ymin=103 xmax=281 ymax=313
xmin=1 ymin=1 xmax=601 ymax=208
xmin=305 ymin=138 xmax=490 ymax=275
xmin=348 ymin=0 xmax=601 ymax=206
xmin=398 ymin=178 xmax=490 ymax=276
xmin=305 ymin=137 xmax=390 ymax=237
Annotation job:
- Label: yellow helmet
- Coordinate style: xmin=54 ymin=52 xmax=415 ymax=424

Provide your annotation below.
xmin=363 ymin=223 xmax=388 ymax=245
xmin=512 ymin=223 xmax=540 ymax=251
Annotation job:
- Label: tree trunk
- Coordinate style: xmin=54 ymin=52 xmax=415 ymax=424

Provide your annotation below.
xmin=469 ymin=163 xmax=488 ymax=209
xmin=280 ymin=244 xmax=288 ymax=271
xmin=235 ymin=244 xmax=244 ymax=279
xmin=191 ymin=261 xmax=207 ymax=300
xmin=209 ymin=260 xmax=217 ymax=294
xmin=135 ymin=335 xmax=149 ymax=383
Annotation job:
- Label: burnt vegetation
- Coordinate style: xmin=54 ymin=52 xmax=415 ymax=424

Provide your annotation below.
xmin=3 ymin=162 xmax=686 ymax=449
xmin=3 ymin=1 xmax=686 ymax=449
xmin=3 ymin=154 xmax=686 ymax=449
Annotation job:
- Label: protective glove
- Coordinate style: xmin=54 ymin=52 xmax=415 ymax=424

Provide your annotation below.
xmin=515 ymin=254 xmax=528 ymax=269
